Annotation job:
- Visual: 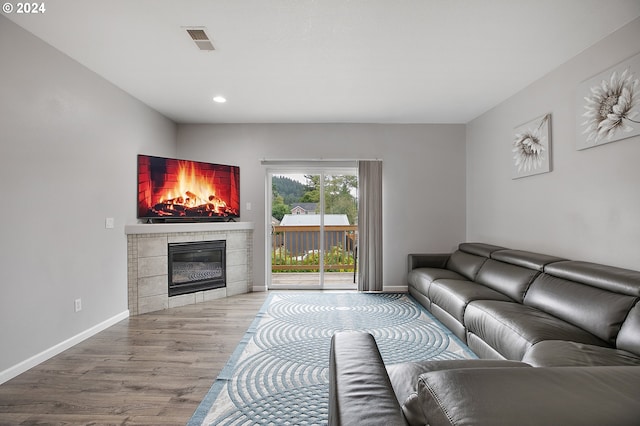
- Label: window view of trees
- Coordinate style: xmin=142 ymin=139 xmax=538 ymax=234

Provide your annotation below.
xmin=272 ymin=174 xmax=358 ymax=223
xmin=272 ymin=176 xmax=306 ymax=221
xmin=271 ymin=173 xmax=358 ymax=278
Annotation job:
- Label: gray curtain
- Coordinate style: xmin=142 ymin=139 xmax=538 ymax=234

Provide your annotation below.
xmin=357 ymin=160 xmax=383 ymax=291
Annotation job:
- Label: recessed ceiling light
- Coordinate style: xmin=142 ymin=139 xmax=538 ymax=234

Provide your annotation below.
xmin=213 ymin=96 xmax=227 ymax=103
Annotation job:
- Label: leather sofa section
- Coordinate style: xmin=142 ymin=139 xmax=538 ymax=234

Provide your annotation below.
xmin=524 ymin=273 xmax=637 ymax=345
xmin=407 ymin=267 xmax=465 ymax=309
xmin=465 ymin=331 xmax=506 ymax=359
xmin=616 ymin=302 xmax=640 ymax=355
xmin=407 ymin=253 xmax=449 ymax=271
xmin=407 ymin=243 xmax=506 ymax=305
xmin=464 ymin=300 xmax=606 ymax=360
xmin=428 ymin=303 xmax=467 ymax=343
xmin=408 ymin=286 xmax=431 ymax=311
xmin=406 ymin=243 xmax=640 ymax=366
xmin=474 ymin=259 xmax=539 ymax=302
xmin=407 ymin=268 xmax=465 ymax=291
xmin=444 ymin=250 xmax=488 ymax=281
xmin=544 ymin=260 xmax=640 ymax=296
xmin=429 ymin=279 xmax=512 ymax=322
xmin=387 ymin=359 xmax=529 ymax=426
xmin=490 ymin=249 xmax=565 ymax=271
xmin=328 ymin=331 xmax=407 ymax=426
xmin=522 ymin=340 xmax=640 ymax=367
xmin=458 ymin=242 xmax=506 ymax=257
xmin=416 ymin=366 xmax=640 ymax=426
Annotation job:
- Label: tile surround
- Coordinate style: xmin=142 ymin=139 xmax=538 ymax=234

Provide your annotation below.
xmin=125 ymin=222 xmax=254 ymax=315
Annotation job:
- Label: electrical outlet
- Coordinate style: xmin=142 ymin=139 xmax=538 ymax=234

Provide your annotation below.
xmin=105 ymin=217 xmax=115 ymax=229
xmin=74 ymin=298 xmax=82 ymax=312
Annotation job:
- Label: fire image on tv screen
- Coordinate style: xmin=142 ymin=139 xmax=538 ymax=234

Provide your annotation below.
xmin=137 ymin=155 xmax=240 ymax=220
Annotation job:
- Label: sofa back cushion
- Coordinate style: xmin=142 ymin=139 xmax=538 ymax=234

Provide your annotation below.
xmin=458 ymin=242 xmax=507 ymax=258
xmin=475 ymin=259 xmax=539 ymax=302
xmin=544 ymin=261 xmax=640 ymax=297
xmin=617 ymin=303 xmax=640 ymax=356
xmin=472 ymin=249 xmax=565 ymax=303
xmin=445 ymin=251 xmax=487 ymax=281
xmin=444 ymin=242 xmax=505 ymax=281
xmin=491 ymin=249 xmax=566 ymax=272
xmin=524 ymin=273 xmax=637 ymax=345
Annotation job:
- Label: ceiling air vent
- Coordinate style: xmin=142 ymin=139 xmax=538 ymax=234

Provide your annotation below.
xmin=186 ymin=28 xmax=215 ymax=51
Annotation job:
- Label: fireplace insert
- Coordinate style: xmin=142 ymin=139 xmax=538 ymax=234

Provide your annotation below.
xmin=168 ymin=240 xmax=226 ymax=296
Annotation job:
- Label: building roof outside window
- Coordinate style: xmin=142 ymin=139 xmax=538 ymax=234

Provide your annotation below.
xmin=279 ymin=214 xmax=350 ymax=226
xmin=290 ymin=203 xmax=318 ymax=214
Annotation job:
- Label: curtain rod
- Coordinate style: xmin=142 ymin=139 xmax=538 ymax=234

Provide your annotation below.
xmin=260 ymin=158 xmax=382 ymax=165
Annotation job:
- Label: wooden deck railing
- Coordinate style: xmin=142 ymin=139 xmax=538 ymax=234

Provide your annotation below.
xmin=271 ymin=225 xmax=357 ymax=272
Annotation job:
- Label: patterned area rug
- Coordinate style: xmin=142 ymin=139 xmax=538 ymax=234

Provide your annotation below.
xmin=188 ymin=292 xmax=476 ymax=426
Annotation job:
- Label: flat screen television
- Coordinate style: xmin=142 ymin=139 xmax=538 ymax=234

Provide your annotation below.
xmin=137 ymin=154 xmax=240 ymax=221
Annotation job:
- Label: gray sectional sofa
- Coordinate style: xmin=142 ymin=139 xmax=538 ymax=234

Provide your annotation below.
xmin=408 ymin=242 xmax=640 ymax=366
xmin=329 ymin=243 xmax=640 ymax=426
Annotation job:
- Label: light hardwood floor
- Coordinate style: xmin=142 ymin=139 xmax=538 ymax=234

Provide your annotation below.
xmin=0 ymin=291 xmax=269 ymax=425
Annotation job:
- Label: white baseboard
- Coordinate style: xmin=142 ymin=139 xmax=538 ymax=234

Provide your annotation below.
xmin=254 ymin=286 xmax=407 ymax=293
xmin=383 ymin=285 xmax=408 ymax=292
xmin=0 ymin=310 xmax=130 ymax=385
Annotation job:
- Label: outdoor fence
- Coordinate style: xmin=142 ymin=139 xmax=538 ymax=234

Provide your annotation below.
xmin=271 ymin=225 xmax=357 ymax=272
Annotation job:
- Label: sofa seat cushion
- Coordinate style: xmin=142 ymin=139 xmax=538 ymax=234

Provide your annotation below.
xmin=387 ymin=360 xmax=529 ymax=426
xmin=429 ymin=279 xmax=512 ymax=323
xmin=416 ymin=366 xmax=640 ymax=426
xmin=465 ymin=300 xmax=607 ymax=360
xmin=407 ymin=268 xmax=465 ymax=298
xmin=522 ymin=340 xmax=640 ymax=367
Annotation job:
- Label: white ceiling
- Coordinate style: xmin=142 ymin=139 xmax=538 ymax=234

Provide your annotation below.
xmin=6 ymin=0 xmax=640 ymax=124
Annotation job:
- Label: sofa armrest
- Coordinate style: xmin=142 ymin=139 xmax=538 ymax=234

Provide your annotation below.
xmin=408 ymin=253 xmax=450 ymax=272
xmin=329 ymin=331 xmax=408 ymax=426
xmin=418 ymin=366 xmax=640 ymax=426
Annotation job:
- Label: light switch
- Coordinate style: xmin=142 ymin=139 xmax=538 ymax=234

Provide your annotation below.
xmin=246 ymin=202 xmax=252 ymax=211
xmin=105 ymin=217 xmax=115 ymax=229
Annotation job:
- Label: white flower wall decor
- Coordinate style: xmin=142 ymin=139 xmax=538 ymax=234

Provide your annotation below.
xmin=576 ymin=52 xmax=640 ymax=150
xmin=512 ymin=113 xmax=551 ymax=179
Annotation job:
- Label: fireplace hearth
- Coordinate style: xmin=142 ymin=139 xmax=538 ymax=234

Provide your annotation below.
xmin=126 ymin=222 xmax=253 ymax=315
xmin=168 ymin=240 xmax=226 ymax=297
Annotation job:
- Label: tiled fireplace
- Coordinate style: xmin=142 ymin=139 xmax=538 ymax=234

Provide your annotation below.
xmin=125 ymin=222 xmax=253 ymax=315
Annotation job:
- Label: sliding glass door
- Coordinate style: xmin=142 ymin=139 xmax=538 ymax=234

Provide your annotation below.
xmin=267 ymin=165 xmax=358 ymax=290
xmin=320 ymin=173 xmax=358 ymax=288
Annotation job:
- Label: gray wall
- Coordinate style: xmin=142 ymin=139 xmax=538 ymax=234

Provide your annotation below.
xmin=176 ymin=123 xmax=467 ymax=289
xmin=0 ymin=16 xmax=176 ymax=373
xmin=466 ymin=17 xmax=640 ymax=270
